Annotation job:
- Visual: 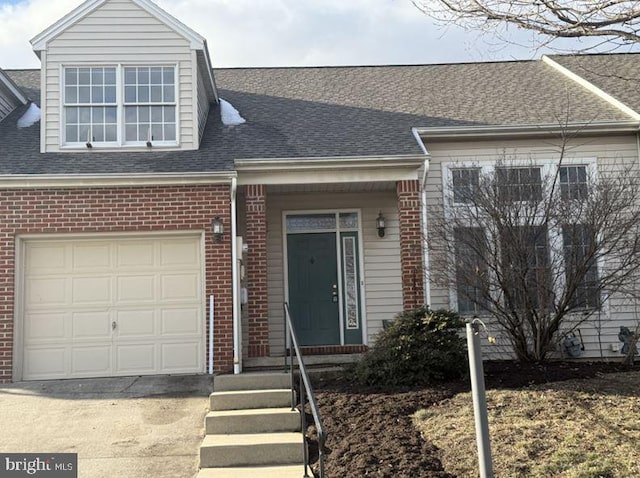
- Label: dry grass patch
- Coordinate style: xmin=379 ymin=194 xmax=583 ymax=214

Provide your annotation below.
xmin=414 ymin=371 xmax=640 ymax=478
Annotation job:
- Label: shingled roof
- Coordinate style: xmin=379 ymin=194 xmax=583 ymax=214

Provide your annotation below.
xmin=0 ymin=56 xmax=636 ymax=176
xmin=549 ymin=53 xmax=640 ymax=114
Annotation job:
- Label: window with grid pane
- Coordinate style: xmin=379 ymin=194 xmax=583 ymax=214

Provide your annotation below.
xmin=124 ymin=66 xmax=176 ymax=143
xmin=559 ymin=166 xmax=588 ymax=200
xmin=454 ymin=227 xmax=488 ymax=314
xmin=497 ymin=167 xmax=542 ymax=202
xmin=563 ymin=224 xmax=599 ymax=309
xmin=452 ymin=168 xmax=480 ymax=203
xmin=64 ymin=67 xmax=117 ymax=143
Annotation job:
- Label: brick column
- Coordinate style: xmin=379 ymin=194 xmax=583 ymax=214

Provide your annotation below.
xmin=245 ymin=185 xmax=270 ymax=357
xmin=397 ymin=180 xmax=425 ymax=310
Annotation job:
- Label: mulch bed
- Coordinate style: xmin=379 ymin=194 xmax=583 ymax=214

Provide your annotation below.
xmin=311 ymin=361 xmax=639 ymax=478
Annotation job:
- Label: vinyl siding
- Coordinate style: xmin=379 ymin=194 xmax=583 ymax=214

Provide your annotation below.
xmin=197 ymin=65 xmax=210 ymax=142
xmin=43 ymin=0 xmax=195 ymax=151
xmin=424 ymin=134 xmax=640 ymax=360
xmin=0 ymin=86 xmax=19 ymax=122
xmin=265 ymin=191 xmax=404 ymax=356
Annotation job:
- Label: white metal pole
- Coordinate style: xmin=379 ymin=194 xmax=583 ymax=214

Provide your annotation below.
xmin=209 ymin=294 xmax=214 ymax=375
xmin=466 ymin=322 xmax=494 ymax=478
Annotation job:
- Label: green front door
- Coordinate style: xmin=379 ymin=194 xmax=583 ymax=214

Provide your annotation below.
xmin=287 ymin=233 xmax=340 ymax=345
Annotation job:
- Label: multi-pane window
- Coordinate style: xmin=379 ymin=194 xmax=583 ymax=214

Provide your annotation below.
xmin=124 ymin=67 xmax=176 ymax=143
xmin=64 ymin=67 xmax=117 ymax=143
xmin=497 ymin=167 xmax=542 ymax=202
xmin=452 ymin=168 xmax=480 ymax=203
xmin=563 ymin=224 xmax=599 ymax=309
xmin=454 ymin=227 xmax=488 ymax=314
xmin=501 ymin=226 xmax=552 ymax=310
xmin=63 ymin=65 xmax=176 ymax=146
xmin=559 ymin=166 xmax=588 ymax=200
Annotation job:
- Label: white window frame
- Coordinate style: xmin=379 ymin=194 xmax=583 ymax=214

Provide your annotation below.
xmin=442 ymin=157 xmax=603 ymax=316
xmin=60 ymin=63 xmax=179 ymax=149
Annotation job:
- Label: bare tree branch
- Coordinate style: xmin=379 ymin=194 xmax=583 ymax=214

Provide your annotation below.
xmin=413 ymin=0 xmax=640 ymax=52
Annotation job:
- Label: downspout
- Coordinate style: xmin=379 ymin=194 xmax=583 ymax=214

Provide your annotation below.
xmin=230 ymin=177 xmax=241 ymax=374
xmin=412 ymin=128 xmax=432 ymax=307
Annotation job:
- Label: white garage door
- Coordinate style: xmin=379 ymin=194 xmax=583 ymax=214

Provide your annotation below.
xmin=21 ymin=235 xmax=204 ymax=380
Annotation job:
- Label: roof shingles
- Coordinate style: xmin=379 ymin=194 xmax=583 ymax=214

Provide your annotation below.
xmin=0 ymin=56 xmax=635 ymax=176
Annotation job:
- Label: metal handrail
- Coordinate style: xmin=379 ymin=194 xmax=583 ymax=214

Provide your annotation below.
xmin=283 ymin=302 xmax=327 ymax=478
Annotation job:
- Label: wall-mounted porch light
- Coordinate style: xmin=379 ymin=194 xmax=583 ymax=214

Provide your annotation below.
xmin=376 ymin=211 xmax=386 ymax=238
xmin=211 ymin=216 xmax=224 ymax=242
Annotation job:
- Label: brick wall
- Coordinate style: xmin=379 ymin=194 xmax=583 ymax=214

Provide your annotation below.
xmin=244 ymin=185 xmax=269 ymax=357
xmin=0 ymin=184 xmax=233 ymax=383
xmin=397 ymin=180 xmax=425 ymax=309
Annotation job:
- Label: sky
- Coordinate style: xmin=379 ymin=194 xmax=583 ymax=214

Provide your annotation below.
xmin=0 ymin=0 xmax=635 ymax=70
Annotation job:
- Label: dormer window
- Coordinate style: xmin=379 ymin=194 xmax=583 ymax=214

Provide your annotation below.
xmin=62 ymin=65 xmax=177 ymax=148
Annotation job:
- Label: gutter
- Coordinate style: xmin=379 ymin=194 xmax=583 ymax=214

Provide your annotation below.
xmin=413 ymin=121 xmax=640 ymax=141
xmin=0 ymin=171 xmax=236 ymax=189
xmin=412 ymin=128 xmax=432 ymax=307
xmin=235 ymin=154 xmax=425 ymax=172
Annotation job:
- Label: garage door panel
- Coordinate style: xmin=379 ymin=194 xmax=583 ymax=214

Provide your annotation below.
xmin=72 ymin=276 xmax=111 ymax=303
xmin=116 ymin=309 xmax=155 ymax=337
xmin=161 ymin=274 xmax=200 ymax=300
xmin=27 ymin=244 xmax=66 ymax=272
xmin=72 ymin=346 xmax=111 ymax=374
xmin=117 ymin=275 xmax=155 ymax=302
xmin=26 ymin=278 xmax=67 ymax=306
xmin=161 ymin=308 xmax=201 ymax=336
xmin=73 ymin=243 xmax=111 ymax=269
xmin=72 ymin=311 xmax=111 ymax=339
xmin=24 ymin=347 xmax=67 ymax=378
xmin=117 ymin=243 xmax=154 ymax=267
xmin=160 ymin=240 xmax=199 ymax=266
xmin=25 ymin=312 xmax=67 ymax=340
xmin=116 ymin=343 xmax=156 ymax=374
xmin=23 ymin=235 xmax=204 ymax=380
xmin=161 ymin=342 xmax=201 ymax=371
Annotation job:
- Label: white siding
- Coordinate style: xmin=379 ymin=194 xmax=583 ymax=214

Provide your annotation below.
xmin=265 ymin=191 xmax=404 ymax=356
xmin=424 ymin=134 xmax=640 ymax=360
xmin=43 ymin=0 xmax=196 ymax=151
xmin=0 ymin=87 xmax=18 ymax=122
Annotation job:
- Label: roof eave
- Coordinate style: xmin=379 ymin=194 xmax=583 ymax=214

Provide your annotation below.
xmin=414 ymin=121 xmax=640 ymax=141
xmin=234 ymin=154 xmax=426 ymax=172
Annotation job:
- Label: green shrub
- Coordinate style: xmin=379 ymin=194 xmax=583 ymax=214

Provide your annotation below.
xmin=352 ymin=307 xmax=468 ymax=386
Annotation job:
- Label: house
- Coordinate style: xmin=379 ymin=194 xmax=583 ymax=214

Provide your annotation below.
xmin=1 ymin=0 xmax=639 ymax=383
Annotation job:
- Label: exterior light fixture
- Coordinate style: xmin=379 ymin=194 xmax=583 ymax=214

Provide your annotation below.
xmin=376 ymin=211 xmax=386 ymax=238
xmin=211 ymin=216 xmax=224 ymax=242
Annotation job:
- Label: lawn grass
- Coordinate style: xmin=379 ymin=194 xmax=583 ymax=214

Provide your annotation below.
xmin=413 ymin=371 xmax=640 ymax=477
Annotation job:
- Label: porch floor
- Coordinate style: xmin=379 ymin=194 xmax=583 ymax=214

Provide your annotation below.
xmin=243 ymin=353 xmax=362 ymax=371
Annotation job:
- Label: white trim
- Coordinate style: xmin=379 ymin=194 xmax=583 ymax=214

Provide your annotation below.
xmin=13 ymin=230 xmax=207 ymax=381
xmin=31 ymin=0 xmax=206 ymax=52
xmin=442 ymin=157 xmax=603 ymax=316
xmin=231 ymin=178 xmax=241 ymax=374
xmin=415 ymin=121 xmax=640 ymax=141
xmin=40 ymin=51 xmax=47 ymax=153
xmin=0 ymin=70 xmax=27 ymax=105
xmin=281 ymin=209 xmax=367 ymax=347
xmin=236 ymin=155 xmax=425 ymax=171
xmin=0 ymin=172 xmax=236 ymax=189
xmin=542 ymin=56 xmax=640 ymax=122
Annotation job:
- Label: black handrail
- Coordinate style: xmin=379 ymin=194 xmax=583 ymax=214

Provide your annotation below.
xmin=283 ymin=302 xmax=327 ymax=478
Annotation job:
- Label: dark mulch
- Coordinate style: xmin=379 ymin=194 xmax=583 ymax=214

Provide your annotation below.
xmin=311 ymin=360 xmax=639 ymax=478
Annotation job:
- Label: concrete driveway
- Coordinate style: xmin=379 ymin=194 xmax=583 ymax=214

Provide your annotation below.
xmin=0 ymin=375 xmax=213 ymax=478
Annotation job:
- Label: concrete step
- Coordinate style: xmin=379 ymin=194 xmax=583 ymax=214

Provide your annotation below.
xmin=214 ymin=372 xmax=290 ymax=392
xmin=200 ymin=432 xmax=302 ymax=468
xmin=196 ymin=465 xmax=303 ymax=478
xmin=205 ymin=407 xmax=300 ymax=434
xmin=210 ymin=389 xmax=292 ymax=411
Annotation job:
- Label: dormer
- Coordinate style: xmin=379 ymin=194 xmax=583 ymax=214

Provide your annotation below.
xmin=0 ymin=68 xmax=28 ymax=123
xmin=30 ymin=0 xmax=217 ymax=153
